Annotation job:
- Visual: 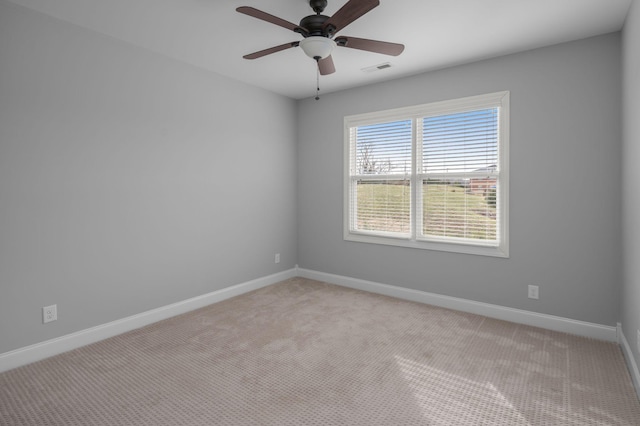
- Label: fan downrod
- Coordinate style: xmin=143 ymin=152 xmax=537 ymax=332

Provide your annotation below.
xmin=309 ymin=0 xmax=328 ymax=14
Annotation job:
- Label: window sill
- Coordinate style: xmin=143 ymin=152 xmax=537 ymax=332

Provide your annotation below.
xmin=344 ymin=232 xmax=509 ymax=258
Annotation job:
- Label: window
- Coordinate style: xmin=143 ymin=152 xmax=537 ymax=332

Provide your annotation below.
xmin=344 ymin=91 xmax=509 ymax=257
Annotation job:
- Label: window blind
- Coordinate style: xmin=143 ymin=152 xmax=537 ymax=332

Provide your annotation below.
xmin=355 ymin=120 xmax=412 ymax=176
xmin=420 ymin=108 xmax=499 ymax=244
xmin=352 ymin=120 xmax=412 ymax=235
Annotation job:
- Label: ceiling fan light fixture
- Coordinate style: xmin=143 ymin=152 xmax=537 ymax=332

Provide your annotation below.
xmin=300 ymin=36 xmax=336 ymax=60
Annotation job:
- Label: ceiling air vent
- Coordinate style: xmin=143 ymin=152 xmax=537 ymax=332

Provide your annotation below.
xmin=361 ymin=62 xmax=392 ymax=73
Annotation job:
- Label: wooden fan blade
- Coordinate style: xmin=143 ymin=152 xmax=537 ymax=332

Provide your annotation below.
xmin=318 ymin=55 xmax=336 ymax=75
xmin=335 ymin=36 xmax=404 ymax=56
xmin=323 ymin=0 xmax=379 ymax=35
xmin=236 ymin=6 xmax=299 ymax=32
xmin=243 ymin=42 xmax=299 ymax=60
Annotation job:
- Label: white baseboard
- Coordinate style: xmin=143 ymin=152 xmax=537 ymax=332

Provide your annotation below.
xmin=618 ymin=323 xmax=640 ymax=399
xmin=298 ymin=268 xmax=618 ymax=342
xmin=0 ymin=268 xmax=297 ymax=373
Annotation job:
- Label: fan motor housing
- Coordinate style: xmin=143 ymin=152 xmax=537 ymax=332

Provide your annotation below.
xmin=300 ymin=14 xmax=330 ymax=36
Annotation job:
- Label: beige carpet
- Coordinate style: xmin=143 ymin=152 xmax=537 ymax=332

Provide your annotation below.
xmin=1 ymin=277 xmax=639 ymax=425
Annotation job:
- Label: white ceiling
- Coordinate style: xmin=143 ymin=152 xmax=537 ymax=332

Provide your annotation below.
xmin=7 ymin=0 xmax=633 ymax=100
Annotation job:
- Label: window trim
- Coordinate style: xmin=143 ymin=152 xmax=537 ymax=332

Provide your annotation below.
xmin=343 ymin=91 xmax=510 ymax=258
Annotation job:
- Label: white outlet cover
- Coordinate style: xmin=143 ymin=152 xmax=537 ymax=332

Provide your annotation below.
xmin=43 ymin=304 xmax=57 ymax=323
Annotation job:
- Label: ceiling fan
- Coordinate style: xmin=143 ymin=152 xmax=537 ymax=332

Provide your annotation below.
xmin=236 ymin=0 xmax=404 ymax=76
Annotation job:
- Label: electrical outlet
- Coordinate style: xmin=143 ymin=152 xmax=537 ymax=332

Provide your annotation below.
xmin=527 ymin=285 xmax=539 ymax=300
xmin=275 ymin=253 xmax=280 ymax=264
xmin=43 ymin=304 xmax=57 ymax=323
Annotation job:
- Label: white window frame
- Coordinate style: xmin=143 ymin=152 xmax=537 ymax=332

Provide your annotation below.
xmin=343 ymin=91 xmax=509 ymax=258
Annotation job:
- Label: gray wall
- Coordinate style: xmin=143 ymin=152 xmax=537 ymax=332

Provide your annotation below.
xmin=297 ymin=34 xmax=622 ymax=326
xmin=622 ymin=0 xmax=640 ymax=373
xmin=0 ymin=1 xmax=297 ymax=354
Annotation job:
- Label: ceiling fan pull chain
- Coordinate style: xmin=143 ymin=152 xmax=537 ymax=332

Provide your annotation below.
xmin=315 ymin=60 xmax=321 ymax=100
